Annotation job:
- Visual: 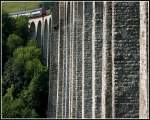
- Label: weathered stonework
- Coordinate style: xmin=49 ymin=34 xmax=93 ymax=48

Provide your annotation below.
xmin=112 ymin=2 xmax=140 ymax=118
xmin=95 ymin=2 xmax=103 ymax=118
xmin=76 ymin=2 xmax=83 ymax=118
xmin=29 ymin=1 xmax=149 ymax=119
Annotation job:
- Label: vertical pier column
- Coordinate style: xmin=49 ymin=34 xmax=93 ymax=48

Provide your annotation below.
xmin=139 ymin=1 xmax=149 ymax=119
xmin=56 ymin=3 xmax=60 ymax=118
xmin=112 ymin=2 xmax=140 ymax=118
xmin=101 ymin=2 xmax=106 ymax=118
xmin=66 ymin=2 xmax=70 ymax=118
xmin=111 ymin=2 xmax=115 ymax=118
xmin=81 ymin=2 xmax=85 ymax=118
xmin=56 ymin=2 xmax=65 ymax=118
xmin=84 ymin=2 xmax=93 ymax=118
xmin=62 ymin=2 xmax=67 ymax=118
xmin=92 ymin=1 xmax=96 ymax=118
xmin=94 ymin=2 xmax=103 ymax=118
xmin=69 ymin=2 xmax=73 ymax=118
xmin=101 ymin=2 xmax=112 ymax=118
xmin=71 ymin=2 xmax=77 ymax=118
xmin=75 ymin=3 xmax=78 ymax=117
xmin=76 ymin=1 xmax=83 ymax=118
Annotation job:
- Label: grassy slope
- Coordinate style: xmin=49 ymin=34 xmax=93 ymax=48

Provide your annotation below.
xmin=2 ymin=2 xmax=41 ymax=13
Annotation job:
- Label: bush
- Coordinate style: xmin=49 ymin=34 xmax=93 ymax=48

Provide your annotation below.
xmin=2 ymin=11 xmax=16 ymax=67
xmin=3 ymin=40 xmax=48 ymax=117
xmin=2 ymin=85 xmax=38 ymax=118
xmin=15 ymin=16 xmax=29 ymax=42
xmin=7 ymin=33 xmax=23 ymax=54
xmin=2 ymin=11 xmax=48 ymax=118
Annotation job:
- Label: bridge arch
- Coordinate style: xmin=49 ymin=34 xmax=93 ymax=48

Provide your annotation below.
xmin=67 ymin=2 xmax=70 ymax=24
xmin=29 ymin=22 xmax=36 ymax=40
xmin=48 ymin=17 xmax=52 ymax=67
xmin=37 ymin=21 xmax=42 ymax=48
xmin=44 ymin=19 xmax=48 ymax=64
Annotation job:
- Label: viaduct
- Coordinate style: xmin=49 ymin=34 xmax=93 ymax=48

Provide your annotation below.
xmin=28 ymin=1 xmax=149 ymax=119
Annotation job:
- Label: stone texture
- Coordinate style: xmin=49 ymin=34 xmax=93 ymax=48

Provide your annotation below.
xmin=139 ymin=2 xmax=149 ymax=119
xmin=56 ymin=2 xmax=65 ymax=118
xmin=83 ymin=2 xmax=93 ymax=118
xmin=112 ymin=2 xmax=140 ymax=118
xmin=71 ymin=2 xmax=78 ymax=118
xmin=106 ymin=2 xmax=113 ymax=118
xmin=95 ymin=2 xmax=103 ymax=118
xmin=76 ymin=2 xmax=83 ymax=118
xmin=32 ymin=1 xmax=148 ymax=119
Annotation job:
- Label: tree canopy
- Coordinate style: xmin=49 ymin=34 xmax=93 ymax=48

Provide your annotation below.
xmin=7 ymin=33 xmax=23 ymax=53
xmin=2 ymin=11 xmax=49 ymax=118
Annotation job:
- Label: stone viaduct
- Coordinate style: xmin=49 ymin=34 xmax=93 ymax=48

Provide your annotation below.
xmin=28 ymin=1 xmax=149 ymax=119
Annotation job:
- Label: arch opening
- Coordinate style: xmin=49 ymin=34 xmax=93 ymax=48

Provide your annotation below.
xmin=48 ymin=18 xmax=52 ymax=67
xmin=43 ymin=19 xmax=48 ymax=64
xmin=37 ymin=21 xmax=42 ymax=48
xmin=29 ymin=22 xmax=36 ymax=40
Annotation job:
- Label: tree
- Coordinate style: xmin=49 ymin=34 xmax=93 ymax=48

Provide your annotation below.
xmin=7 ymin=33 xmax=23 ymax=54
xmin=2 ymin=12 xmax=29 ymax=69
xmin=2 ymin=11 xmax=16 ymax=68
xmin=2 ymin=85 xmax=38 ymax=118
xmin=2 ymin=40 xmax=49 ymax=117
xmin=2 ymin=11 xmax=16 ymax=41
xmin=21 ymin=59 xmax=48 ymax=117
xmin=15 ymin=16 xmax=29 ymax=43
xmin=2 ymin=58 xmax=13 ymax=95
xmin=2 ymin=10 xmax=49 ymax=117
xmin=3 ymin=40 xmax=41 ymax=97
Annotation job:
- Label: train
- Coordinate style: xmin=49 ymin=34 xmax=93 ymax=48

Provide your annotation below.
xmin=9 ymin=8 xmax=50 ymax=18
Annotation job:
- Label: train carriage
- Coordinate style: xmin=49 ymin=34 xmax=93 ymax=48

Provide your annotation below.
xmin=9 ymin=7 xmax=48 ymax=18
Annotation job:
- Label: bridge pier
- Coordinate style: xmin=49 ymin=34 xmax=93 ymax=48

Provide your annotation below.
xmin=27 ymin=1 xmax=148 ymax=118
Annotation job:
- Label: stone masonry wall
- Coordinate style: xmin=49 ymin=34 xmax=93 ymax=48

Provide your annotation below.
xmin=112 ymin=2 xmax=140 ymax=118
xmin=47 ymin=1 xmax=149 ymax=119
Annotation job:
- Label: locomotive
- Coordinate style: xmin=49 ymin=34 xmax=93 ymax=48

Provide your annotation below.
xmin=9 ymin=7 xmax=49 ymax=18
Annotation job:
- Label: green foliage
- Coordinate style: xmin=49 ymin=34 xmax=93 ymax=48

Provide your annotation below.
xmin=2 ymin=85 xmax=38 ymax=118
xmin=7 ymin=33 xmax=23 ymax=54
xmin=13 ymin=44 xmax=41 ymax=63
xmin=2 ymin=11 xmax=16 ymax=67
xmin=2 ymin=11 xmax=49 ymax=118
xmin=15 ymin=16 xmax=29 ymax=42
xmin=3 ymin=40 xmax=48 ymax=117
xmin=2 ymin=11 xmax=29 ymax=68
xmin=27 ymin=39 xmax=38 ymax=47
xmin=21 ymin=59 xmax=48 ymax=117
xmin=3 ymin=40 xmax=41 ymax=96
xmin=2 ymin=58 xmax=14 ymax=95
xmin=2 ymin=2 xmax=40 ymax=13
xmin=2 ymin=11 xmax=16 ymax=40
